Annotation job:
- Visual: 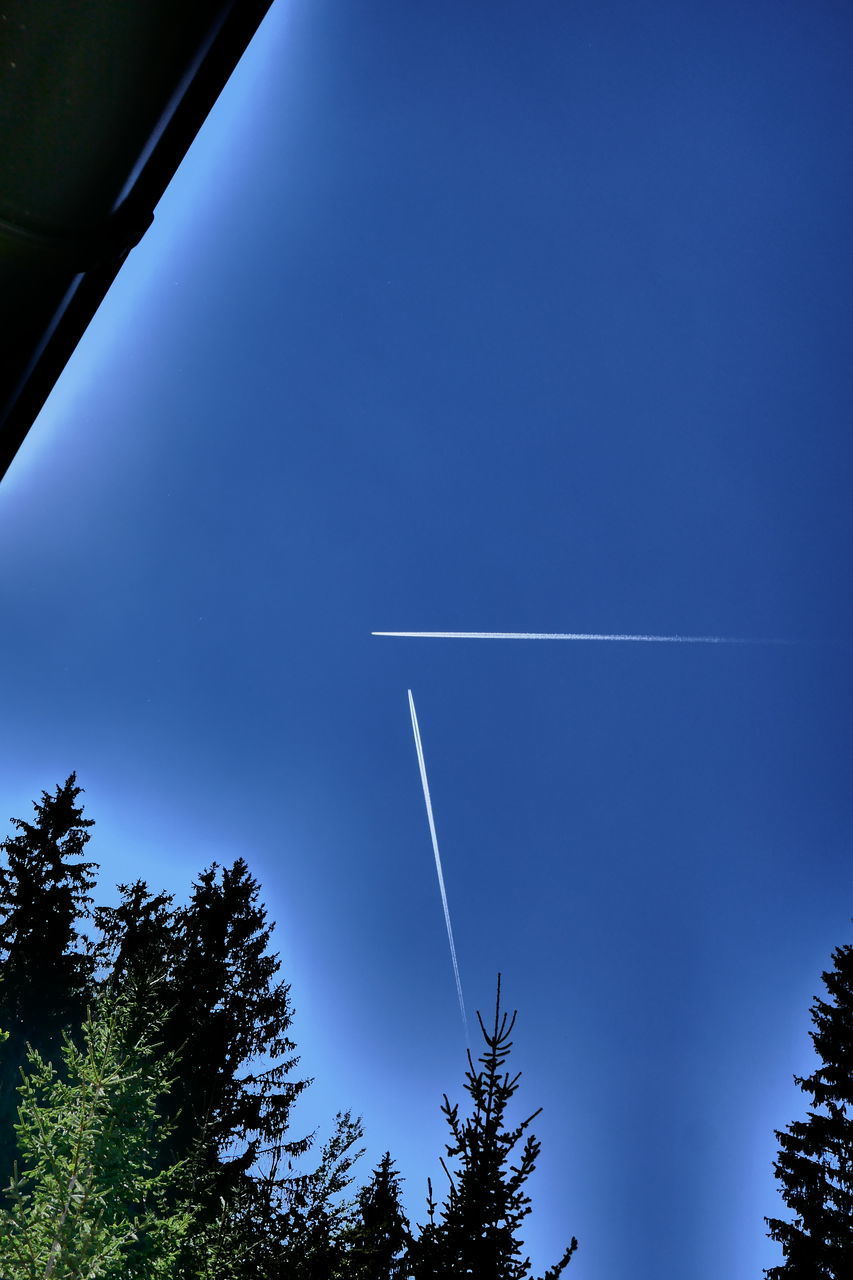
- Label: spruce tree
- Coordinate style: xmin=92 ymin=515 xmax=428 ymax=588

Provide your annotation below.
xmin=348 ymin=1152 xmax=411 ymax=1280
xmin=93 ymin=879 xmax=177 ymax=990
xmin=765 ymin=938 xmax=853 ymax=1279
xmin=263 ymin=1109 xmax=365 ymax=1280
xmin=165 ymin=858 xmax=312 ymax=1186
xmin=0 ymin=781 xmax=363 ymax=1275
xmin=0 ymin=775 xmax=97 ymax=1189
xmin=410 ymin=977 xmax=577 ymax=1280
xmin=95 ymin=859 xmax=319 ymax=1274
xmin=0 ymin=984 xmax=192 ymax=1280
xmin=92 ymin=880 xmax=179 ymax=1051
xmin=94 ymin=862 xmax=311 ymax=1187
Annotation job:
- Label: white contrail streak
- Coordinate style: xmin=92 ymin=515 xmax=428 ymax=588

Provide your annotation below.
xmin=376 ymin=631 xmax=787 ymax=644
xmin=407 ymin=690 xmax=467 ymax=1036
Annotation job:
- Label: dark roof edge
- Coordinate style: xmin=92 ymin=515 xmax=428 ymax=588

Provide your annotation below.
xmin=1 ymin=0 xmax=275 ymax=483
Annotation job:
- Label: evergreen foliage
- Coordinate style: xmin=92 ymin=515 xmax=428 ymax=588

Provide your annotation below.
xmin=0 ymin=985 xmax=191 ymax=1280
xmin=168 ymin=858 xmax=311 ymax=1182
xmin=765 ymin=938 xmax=853 ymax=1279
xmin=0 ymin=784 xmax=334 ymax=1275
xmin=0 ymin=776 xmax=97 ymax=1190
xmin=93 ymin=861 xmax=319 ymax=1275
xmin=0 ymin=780 xmax=578 ymax=1278
xmin=94 ymin=863 xmax=313 ymax=1179
xmin=410 ymin=976 xmax=577 ymax=1280
xmin=251 ymin=1108 xmax=365 ymax=1280
xmin=93 ymin=879 xmax=176 ymax=991
xmin=347 ymin=1152 xmax=411 ymax=1280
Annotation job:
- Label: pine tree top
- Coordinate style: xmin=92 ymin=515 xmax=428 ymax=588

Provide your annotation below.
xmin=0 ymin=774 xmax=98 ymax=1030
xmin=414 ymin=976 xmax=577 ymax=1280
xmin=0 ymin=773 xmax=96 ymax=912
xmin=765 ymin=935 xmax=853 ymax=1279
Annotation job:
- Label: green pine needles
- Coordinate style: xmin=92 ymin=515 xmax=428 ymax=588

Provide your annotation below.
xmin=0 ymin=986 xmax=191 ymax=1280
xmin=0 ymin=774 xmax=97 ymax=1192
xmin=6 ymin=774 xmax=853 ymax=1275
xmin=0 ymin=778 xmax=581 ymax=1279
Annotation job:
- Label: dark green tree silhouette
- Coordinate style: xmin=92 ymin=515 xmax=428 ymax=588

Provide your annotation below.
xmin=166 ymin=859 xmax=312 ymax=1183
xmin=93 ymin=858 xmax=323 ymax=1276
xmin=95 ymin=863 xmax=312 ymax=1175
xmin=93 ymin=879 xmax=177 ymax=989
xmin=765 ymin=937 xmax=853 ymax=1279
xmin=0 ymin=774 xmax=97 ymax=1189
xmin=347 ymin=1152 xmax=411 ymax=1280
xmin=410 ymin=976 xmax=577 ymax=1280
xmin=92 ymin=880 xmax=179 ymax=1052
xmin=250 ymin=1108 xmax=365 ymax=1280
xmin=0 ymin=782 xmax=364 ymax=1276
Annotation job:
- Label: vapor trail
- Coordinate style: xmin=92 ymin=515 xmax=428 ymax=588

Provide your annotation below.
xmin=376 ymin=631 xmax=787 ymax=644
xmin=407 ymin=689 xmax=468 ymax=1036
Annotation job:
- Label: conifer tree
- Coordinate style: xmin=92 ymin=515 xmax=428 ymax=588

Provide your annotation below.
xmin=165 ymin=859 xmax=312 ymax=1186
xmin=248 ymin=1109 xmax=365 ymax=1280
xmin=410 ymin=977 xmax=577 ymax=1280
xmin=93 ymin=879 xmax=177 ymax=990
xmin=91 ymin=880 xmax=179 ymax=1055
xmin=765 ymin=938 xmax=853 ymax=1279
xmin=94 ymin=859 xmax=320 ymax=1274
xmin=348 ymin=1152 xmax=411 ymax=1280
xmin=0 ymin=984 xmax=192 ymax=1280
xmin=0 ymin=775 xmax=97 ymax=1189
xmin=1 ymin=781 xmax=364 ymax=1276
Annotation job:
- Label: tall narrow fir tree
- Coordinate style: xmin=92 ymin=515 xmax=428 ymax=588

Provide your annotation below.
xmin=0 ymin=775 xmax=97 ymax=1189
xmin=347 ymin=1152 xmax=411 ymax=1280
xmin=765 ymin=938 xmax=853 ymax=1279
xmin=410 ymin=976 xmax=577 ymax=1280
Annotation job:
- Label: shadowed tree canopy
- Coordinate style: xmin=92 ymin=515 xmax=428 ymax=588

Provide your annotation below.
xmin=0 ymin=780 xmax=337 ymax=1274
xmin=256 ymin=1109 xmax=365 ymax=1280
xmin=347 ymin=1152 xmax=411 ymax=1280
xmin=167 ymin=858 xmax=312 ymax=1183
xmin=94 ymin=878 xmax=177 ymax=990
xmin=765 ymin=936 xmax=853 ymax=1279
xmin=0 ymin=774 xmax=97 ymax=1190
xmin=0 ymin=780 xmax=579 ymax=1278
xmin=410 ymin=976 xmax=577 ymax=1280
xmin=93 ymin=857 xmax=319 ymax=1276
xmin=95 ymin=860 xmax=312 ymax=1184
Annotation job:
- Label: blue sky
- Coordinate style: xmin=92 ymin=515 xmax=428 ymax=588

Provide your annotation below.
xmin=2 ymin=1 xmax=853 ymax=1276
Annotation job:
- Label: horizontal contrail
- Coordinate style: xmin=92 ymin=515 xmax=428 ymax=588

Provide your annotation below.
xmin=408 ymin=689 xmax=468 ymax=1037
xmin=376 ymin=631 xmax=788 ymax=644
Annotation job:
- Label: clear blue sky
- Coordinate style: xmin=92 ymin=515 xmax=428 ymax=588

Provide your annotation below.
xmin=2 ymin=2 xmax=853 ymax=1276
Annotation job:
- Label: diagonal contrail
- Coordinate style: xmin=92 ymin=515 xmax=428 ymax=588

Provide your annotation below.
xmin=376 ymin=631 xmax=788 ymax=644
xmin=407 ymin=690 xmax=467 ymax=1036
